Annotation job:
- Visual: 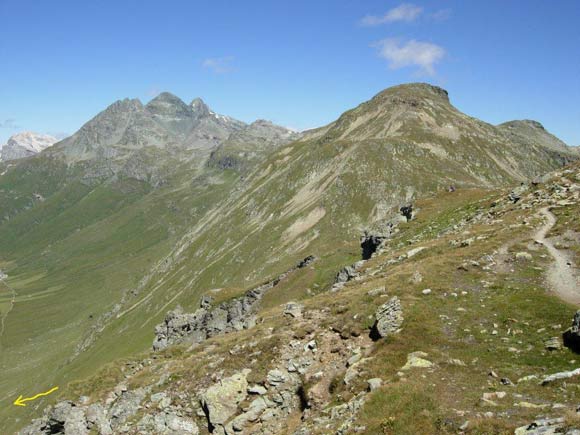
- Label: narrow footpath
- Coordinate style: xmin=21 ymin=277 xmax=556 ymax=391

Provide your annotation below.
xmin=534 ymin=207 xmax=580 ymax=305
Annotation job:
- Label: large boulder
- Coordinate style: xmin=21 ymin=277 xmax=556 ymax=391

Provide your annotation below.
xmin=370 ymin=296 xmax=403 ymax=340
xmin=200 ymin=369 xmax=251 ymax=433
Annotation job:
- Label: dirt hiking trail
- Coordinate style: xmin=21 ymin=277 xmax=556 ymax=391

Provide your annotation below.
xmin=535 ymin=207 xmax=580 ymax=305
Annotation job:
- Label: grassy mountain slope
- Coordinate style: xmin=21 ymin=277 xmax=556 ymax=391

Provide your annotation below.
xmin=19 ymin=162 xmax=580 ymax=434
xmin=1 ymin=83 xmax=577 ymax=432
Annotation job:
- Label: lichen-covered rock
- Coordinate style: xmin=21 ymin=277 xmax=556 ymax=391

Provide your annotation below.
xmin=200 ymin=369 xmax=251 ymax=433
xmin=109 ymin=387 xmax=148 ymax=426
xmin=284 ymin=301 xmax=304 ymax=318
xmin=85 ymin=403 xmax=112 ymax=434
xmin=370 ymin=296 xmax=403 ymax=339
xmin=138 ymin=412 xmax=199 ymax=434
xmin=401 ymin=351 xmax=433 ymax=370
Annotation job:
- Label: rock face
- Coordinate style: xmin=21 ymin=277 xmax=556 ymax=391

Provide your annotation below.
xmin=208 ymin=119 xmax=300 ymax=171
xmin=563 ymin=310 xmax=580 ymax=352
xmin=498 ymin=119 xmax=575 ymax=155
xmin=153 ymin=255 xmax=316 ymax=350
xmin=51 ymin=94 xmax=245 ymax=165
xmin=1 ymin=131 xmax=57 ymax=161
xmin=19 ymin=386 xmax=149 ymax=435
xmin=370 ymin=296 xmax=403 ymax=340
xmin=152 ymin=287 xmax=264 ymax=351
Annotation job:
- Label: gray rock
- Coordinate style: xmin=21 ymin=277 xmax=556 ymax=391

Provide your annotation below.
xmin=267 ymin=369 xmax=288 ymax=386
xmin=284 ymin=302 xmax=304 ymax=318
xmin=63 ymin=407 xmax=89 ymax=435
xmin=138 ymin=412 xmax=199 ymax=434
xmin=367 ymin=378 xmax=382 ymax=391
xmin=544 ymin=337 xmax=562 ymax=351
xmin=248 ymin=385 xmax=268 ymax=395
xmin=541 ymin=367 xmax=580 ymax=385
xmin=86 ymin=403 xmax=112 ymax=434
xmin=371 ymin=296 xmax=403 ymax=339
xmin=335 ymin=265 xmax=359 ymax=284
xmin=153 ymin=256 xmax=316 ymax=350
xmin=109 ymin=387 xmax=148 ymax=426
xmin=229 ymin=396 xmax=268 ymax=432
xmin=201 ymin=369 xmax=250 ymax=432
xmin=514 ymin=417 xmax=567 ymax=434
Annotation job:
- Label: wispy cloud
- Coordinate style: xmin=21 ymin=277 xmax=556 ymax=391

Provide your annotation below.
xmin=431 ymin=8 xmax=452 ymax=21
xmin=146 ymin=87 xmax=161 ymax=97
xmin=374 ymin=38 xmax=446 ymax=75
xmin=48 ymin=131 xmax=69 ymax=140
xmin=202 ymin=56 xmax=235 ymax=74
xmin=360 ymin=3 xmax=423 ymax=26
xmin=0 ymin=118 xmax=19 ymax=129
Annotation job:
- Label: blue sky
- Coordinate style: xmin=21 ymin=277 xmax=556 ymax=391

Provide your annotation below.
xmin=1 ymin=0 xmax=579 ymax=145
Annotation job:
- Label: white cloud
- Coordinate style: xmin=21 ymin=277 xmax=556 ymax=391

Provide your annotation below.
xmin=360 ymin=3 xmax=423 ymax=26
xmin=0 ymin=119 xmax=19 ymax=129
xmin=431 ymin=8 xmax=452 ymax=21
xmin=374 ymin=38 xmax=446 ymax=75
xmin=202 ymin=56 xmax=235 ymax=74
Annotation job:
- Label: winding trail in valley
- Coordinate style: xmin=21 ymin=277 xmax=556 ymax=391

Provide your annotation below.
xmin=534 ymin=207 xmax=580 ymax=305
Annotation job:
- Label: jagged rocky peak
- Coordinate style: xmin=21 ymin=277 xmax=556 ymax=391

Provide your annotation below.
xmin=106 ymin=97 xmax=144 ymax=114
xmin=190 ymin=97 xmax=210 ymax=118
xmin=0 ymin=131 xmax=57 ymax=161
xmin=145 ymin=92 xmax=197 ymax=137
xmin=146 ymin=92 xmax=191 ymax=114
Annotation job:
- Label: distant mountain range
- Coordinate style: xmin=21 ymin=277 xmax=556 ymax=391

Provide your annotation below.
xmin=0 ymin=131 xmax=57 ymax=161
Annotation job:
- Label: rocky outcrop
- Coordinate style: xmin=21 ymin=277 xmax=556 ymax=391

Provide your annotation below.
xmin=19 ymin=386 xmax=149 ymax=435
xmin=153 ymin=256 xmax=316 ymax=350
xmin=137 ymin=412 xmax=199 ymax=434
xmin=540 ymin=367 xmax=580 ymax=385
xmin=335 ymin=262 xmax=363 ymax=285
xmin=201 ymin=369 xmax=251 ymax=434
xmin=370 ymin=296 xmax=403 ymax=340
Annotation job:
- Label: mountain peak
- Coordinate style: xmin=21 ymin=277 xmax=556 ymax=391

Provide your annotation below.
xmin=190 ymin=97 xmax=210 ymax=117
xmin=145 ymin=92 xmax=190 ymax=114
xmin=372 ymin=82 xmax=450 ymax=104
xmin=0 ymin=131 xmax=57 ymax=161
xmin=109 ymin=98 xmax=143 ymax=111
xmin=500 ymin=119 xmax=545 ymax=131
xmin=147 ymin=92 xmax=187 ymax=107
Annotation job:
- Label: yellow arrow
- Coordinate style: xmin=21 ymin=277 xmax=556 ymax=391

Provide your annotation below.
xmin=13 ymin=386 xmax=59 ymax=407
